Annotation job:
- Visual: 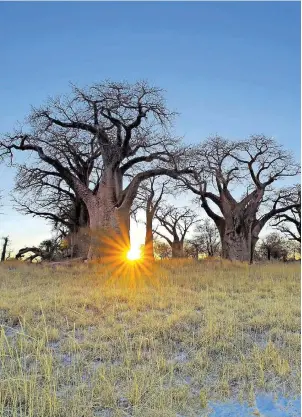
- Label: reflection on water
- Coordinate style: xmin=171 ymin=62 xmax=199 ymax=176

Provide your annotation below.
xmin=207 ymin=394 xmax=300 ymax=417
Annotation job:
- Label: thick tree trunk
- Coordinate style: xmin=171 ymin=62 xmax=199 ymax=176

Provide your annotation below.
xmin=144 ymin=212 xmax=154 ymax=260
xmin=221 ymin=236 xmax=250 ymax=261
xmin=214 ymin=190 xmax=264 ymax=263
xmin=171 ymin=241 xmax=184 ymax=258
xmin=216 ymin=207 xmax=254 ymax=262
xmin=87 ymin=202 xmax=130 ymax=260
xmin=219 ymin=226 xmax=252 ymax=262
xmin=75 ymin=166 xmax=130 ymax=260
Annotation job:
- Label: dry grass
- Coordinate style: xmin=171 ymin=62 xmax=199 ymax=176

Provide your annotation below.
xmin=0 ymin=259 xmax=300 ymax=416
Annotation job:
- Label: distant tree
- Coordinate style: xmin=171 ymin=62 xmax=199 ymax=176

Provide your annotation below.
xmin=183 ymin=241 xmax=200 ymax=259
xmin=1 ymin=237 xmax=9 ymax=262
xmin=39 ymin=239 xmax=55 ymax=255
xmin=133 ymin=178 xmax=173 ymax=260
xmin=286 ymin=240 xmax=301 ymax=261
xmin=154 ymin=205 xmax=199 ymax=258
xmin=182 ymin=135 xmax=300 ymax=262
xmin=271 ymin=184 xmax=301 ymax=243
xmin=258 ymin=232 xmax=288 ymax=261
xmin=190 ymin=218 xmax=221 ymax=257
xmin=5 ymin=252 xmax=12 ymax=261
xmin=153 ymin=240 xmax=172 ymax=259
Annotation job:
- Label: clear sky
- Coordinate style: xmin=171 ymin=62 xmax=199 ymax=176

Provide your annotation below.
xmin=0 ymin=2 xmax=300 ymax=253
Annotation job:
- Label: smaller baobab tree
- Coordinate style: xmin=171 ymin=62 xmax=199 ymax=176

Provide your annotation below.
xmin=133 ymin=177 xmax=172 ymax=260
xmin=14 ymin=164 xmax=90 ymax=236
xmin=271 ymin=184 xmax=301 ymax=244
xmin=189 ymin=218 xmax=221 ymax=258
xmin=13 ymin=164 xmax=90 ymax=258
xmin=154 ymin=205 xmax=199 ymax=258
xmin=153 ymin=240 xmax=172 ymax=259
xmin=182 ymin=135 xmax=300 ymax=262
xmin=258 ymin=232 xmax=288 ymax=262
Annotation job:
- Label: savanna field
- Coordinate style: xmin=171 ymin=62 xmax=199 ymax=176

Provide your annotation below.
xmin=0 ymin=260 xmax=300 ymax=417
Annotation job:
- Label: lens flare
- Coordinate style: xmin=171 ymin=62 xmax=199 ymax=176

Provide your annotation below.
xmin=88 ymin=228 xmax=157 ymax=288
xmin=127 ymin=247 xmax=141 ymax=261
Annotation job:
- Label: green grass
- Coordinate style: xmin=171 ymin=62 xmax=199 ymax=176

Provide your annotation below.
xmin=0 ymin=259 xmax=300 ymax=416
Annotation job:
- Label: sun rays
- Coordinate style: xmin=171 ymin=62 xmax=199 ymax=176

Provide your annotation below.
xmin=126 ymin=246 xmax=142 ymax=261
xmin=88 ymin=228 xmax=158 ymax=289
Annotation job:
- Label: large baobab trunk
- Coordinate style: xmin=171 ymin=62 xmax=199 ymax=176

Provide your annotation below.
xmin=218 ymin=216 xmax=252 ymax=262
xmin=87 ymin=203 xmax=131 ymax=260
xmin=221 ymin=234 xmax=251 ymax=262
xmin=84 ymin=166 xmax=131 ymax=260
xmin=171 ymin=240 xmax=184 ymax=258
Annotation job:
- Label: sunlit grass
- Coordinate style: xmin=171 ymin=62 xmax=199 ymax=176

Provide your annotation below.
xmin=0 ymin=260 xmax=300 ymax=416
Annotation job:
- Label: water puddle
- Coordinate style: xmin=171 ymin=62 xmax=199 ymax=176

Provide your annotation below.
xmin=207 ymin=394 xmax=301 ymax=417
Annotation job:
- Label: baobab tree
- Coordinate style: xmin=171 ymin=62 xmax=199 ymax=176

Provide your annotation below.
xmin=258 ymin=232 xmax=288 ymax=261
xmin=13 ymin=164 xmax=90 ymax=257
xmin=154 ymin=205 xmax=199 ymax=258
xmin=153 ymin=240 xmax=172 ymax=259
xmin=189 ymin=218 xmax=221 ymax=258
xmin=1 ymin=81 xmax=192 ymax=259
xmin=133 ymin=178 xmax=172 ymax=260
xmin=14 ymin=169 xmax=88 ymax=233
xmin=271 ymin=184 xmax=301 ymax=243
xmin=183 ymin=135 xmax=300 ymax=262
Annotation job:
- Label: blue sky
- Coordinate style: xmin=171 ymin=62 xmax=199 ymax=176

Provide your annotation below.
xmin=0 ymin=2 xmax=300 ymax=252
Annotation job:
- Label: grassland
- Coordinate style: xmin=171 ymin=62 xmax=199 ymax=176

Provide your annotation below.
xmin=0 ymin=259 xmax=300 ymax=417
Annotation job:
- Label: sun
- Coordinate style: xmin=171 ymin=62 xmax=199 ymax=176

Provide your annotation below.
xmin=127 ymin=246 xmax=141 ymax=261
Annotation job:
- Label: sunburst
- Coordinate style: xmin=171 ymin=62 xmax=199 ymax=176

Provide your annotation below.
xmin=126 ymin=246 xmax=142 ymax=261
xmin=89 ymin=228 xmax=158 ymax=289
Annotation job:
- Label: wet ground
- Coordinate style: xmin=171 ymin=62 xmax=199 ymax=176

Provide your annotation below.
xmin=207 ymin=394 xmax=301 ymax=417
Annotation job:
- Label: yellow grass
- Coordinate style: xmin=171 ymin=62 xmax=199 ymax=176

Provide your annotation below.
xmin=0 ymin=260 xmax=300 ymax=416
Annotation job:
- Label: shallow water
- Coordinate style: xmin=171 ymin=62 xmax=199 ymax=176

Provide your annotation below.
xmin=208 ymin=394 xmax=301 ymax=417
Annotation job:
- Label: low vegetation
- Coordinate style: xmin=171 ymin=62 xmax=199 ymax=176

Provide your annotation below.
xmin=0 ymin=260 xmax=300 ymax=417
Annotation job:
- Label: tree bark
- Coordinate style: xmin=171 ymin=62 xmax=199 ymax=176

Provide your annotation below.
xmin=87 ymin=202 xmax=130 ymax=260
xmin=171 ymin=240 xmax=184 ymax=258
xmin=68 ymin=200 xmax=89 ymax=258
xmin=220 ymin=234 xmax=251 ymax=262
xmin=250 ymin=236 xmax=258 ymax=264
xmin=212 ymin=193 xmax=259 ymax=262
xmin=217 ymin=215 xmax=252 ymax=262
xmin=74 ymin=166 xmax=130 ymax=260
